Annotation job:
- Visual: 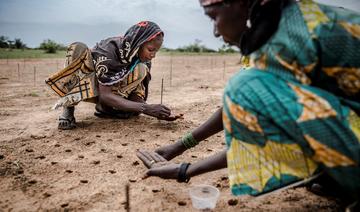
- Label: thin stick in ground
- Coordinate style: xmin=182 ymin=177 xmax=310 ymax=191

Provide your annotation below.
xmin=170 ymin=55 xmax=173 ymax=87
xmin=160 ymin=78 xmax=164 ymax=104
xmin=17 ymin=63 xmax=20 ymax=80
xmin=223 ymin=60 xmax=226 ymax=80
xmin=33 ymin=66 xmax=36 ymax=86
xmin=125 ymin=183 xmax=130 ymax=212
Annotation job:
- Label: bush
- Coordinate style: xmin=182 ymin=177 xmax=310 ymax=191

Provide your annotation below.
xmin=0 ymin=36 xmax=9 ymax=48
xmin=14 ymin=38 xmax=27 ymax=49
xmin=39 ymin=39 xmax=62 ymax=53
xmin=176 ymin=39 xmax=216 ymax=53
xmin=218 ymin=44 xmax=237 ymax=54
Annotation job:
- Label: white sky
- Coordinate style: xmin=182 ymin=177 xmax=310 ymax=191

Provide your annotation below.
xmin=0 ymin=0 xmax=359 ymax=49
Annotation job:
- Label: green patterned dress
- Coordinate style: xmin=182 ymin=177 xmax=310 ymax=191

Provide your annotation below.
xmin=223 ymin=0 xmax=360 ymax=198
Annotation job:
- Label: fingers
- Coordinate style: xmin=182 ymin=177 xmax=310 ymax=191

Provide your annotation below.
xmin=160 ymin=106 xmax=171 ymax=117
xmin=136 ymin=150 xmax=153 ymax=168
xmin=158 ymin=114 xmax=184 ymax=121
xmin=152 ymin=152 xmax=167 ymax=162
xmin=136 ymin=150 xmax=167 ymax=168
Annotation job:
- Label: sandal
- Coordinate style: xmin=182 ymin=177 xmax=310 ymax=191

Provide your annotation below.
xmin=58 ymin=116 xmax=76 ymax=130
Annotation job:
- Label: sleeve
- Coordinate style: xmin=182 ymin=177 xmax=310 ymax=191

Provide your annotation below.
xmin=315 ymin=7 xmax=360 ymax=100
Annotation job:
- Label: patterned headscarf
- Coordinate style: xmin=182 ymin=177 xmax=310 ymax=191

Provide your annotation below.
xmin=92 ymin=21 xmax=163 ymax=85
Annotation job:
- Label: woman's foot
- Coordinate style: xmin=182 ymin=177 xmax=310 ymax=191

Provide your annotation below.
xmin=58 ymin=107 xmax=76 ymax=130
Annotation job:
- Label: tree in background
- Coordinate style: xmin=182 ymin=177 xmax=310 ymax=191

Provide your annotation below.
xmin=218 ymin=44 xmax=237 ymax=54
xmin=0 ymin=36 xmax=27 ymax=49
xmin=39 ymin=39 xmax=66 ymax=53
xmin=14 ymin=38 xmax=27 ymax=49
xmin=0 ymin=36 xmax=10 ymax=48
xmin=176 ymin=39 xmax=216 ymax=53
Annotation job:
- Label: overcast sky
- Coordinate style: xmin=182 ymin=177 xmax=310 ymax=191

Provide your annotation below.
xmin=0 ymin=0 xmax=359 ymax=49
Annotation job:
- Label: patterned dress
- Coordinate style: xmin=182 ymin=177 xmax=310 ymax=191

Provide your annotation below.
xmin=223 ymin=0 xmax=360 ymax=198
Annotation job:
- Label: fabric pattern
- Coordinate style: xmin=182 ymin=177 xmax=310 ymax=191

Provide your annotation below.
xmin=45 ymin=42 xmax=98 ymax=109
xmin=112 ymin=62 xmax=149 ymax=100
xmin=224 ymin=0 xmax=360 ymax=198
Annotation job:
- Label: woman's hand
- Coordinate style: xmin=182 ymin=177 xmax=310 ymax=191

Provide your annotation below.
xmin=157 ymin=113 xmax=183 ymax=122
xmin=143 ymin=104 xmax=171 ymax=118
xmin=136 ymin=149 xmax=181 ymax=180
xmin=155 ymin=140 xmax=187 ymax=160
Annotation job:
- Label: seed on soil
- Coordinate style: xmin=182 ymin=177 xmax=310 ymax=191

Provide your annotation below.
xmin=100 ymin=148 xmax=106 ymax=152
xmin=65 ymin=149 xmax=72 ymax=153
xmin=95 ymin=135 xmax=101 ymax=138
xmin=152 ymin=189 xmax=161 ymax=193
xmin=51 ymin=161 xmax=58 ymax=165
xmin=35 ymin=155 xmax=45 ymax=159
xmin=43 ymin=192 xmax=51 ymax=198
xmin=65 ymin=170 xmax=73 ymax=173
xmin=54 ymin=144 xmax=61 ymax=147
xmin=221 ymin=142 xmax=226 ymax=145
xmin=61 ymin=203 xmax=69 ymax=208
xmin=221 ymin=176 xmax=228 ymax=181
xmin=121 ymin=143 xmax=128 ymax=146
xmin=28 ymin=180 xmax=37 ymax=184
xmin=25 ymin=149 xmax=34 ymax=152
xmin=78 ymin=155 xmax=84 ymax=159
xmin=191 ymin=155 xmax=197 ymax=158
xmin=129 ymin=179 xmax=137 ymax=183
xmin=139 ymin=139 xmax=145 ymax=142
xmin=80 ymin=180 xmax=88 ymax=183
xmin=109 ymin=170 xmax=116 ymax=174
xmin=132 ymin=161 xmax=139 ymax=166
xmin=85 ymin=141 xmax=95 ymax=146
xmin=117 ymin=155 xmax=123 ymax=159
xmin=107 ymin=139 xmax=113 ymax=141
xmin=178 ymin=201 xmax=187 ymax=206
xmin=155 ymin=134 xmax=160 ymax=137
xmin=228 ymin=199 xmax=238 ymax=206
xmin=92 ymin=160 xmax=100 ymax=165
xmin=207 ymin=149 xmax=213 ymax=152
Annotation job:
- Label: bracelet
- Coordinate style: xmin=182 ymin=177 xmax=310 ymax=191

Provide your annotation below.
xmin=139 ymin=103 xmax=146 ymax=113
xmin=177 ymin=163 xmax=191 ymax=183
xmin=181 ymin=132 xmax=199 ymax=149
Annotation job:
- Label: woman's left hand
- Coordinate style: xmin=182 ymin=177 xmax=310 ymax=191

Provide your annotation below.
xmin=136 ymin=149 xmax=181 ymax=179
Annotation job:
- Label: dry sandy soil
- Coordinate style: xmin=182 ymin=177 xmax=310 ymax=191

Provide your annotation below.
xmin=0 ymin=54 xmax=341 ymax=211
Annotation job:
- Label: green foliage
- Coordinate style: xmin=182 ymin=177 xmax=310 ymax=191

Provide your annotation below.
xmin=14 ymin=38 xmax=27 ymax=49
xmin=0 ymin=36 xmax=10 ymax=48
xmin=176 ymin=39 xmax=216 ymax=53
xmin=39 ymin=39 xmax=65 ymax=53
xmin=0 ymin=36 xmax=27 ymax=49
xmin=218 ymin=44 xmax=237 ymax=54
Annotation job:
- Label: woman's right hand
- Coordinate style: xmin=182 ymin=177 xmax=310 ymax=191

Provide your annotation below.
xmin=155 ymin=140 xmax=187 ymax=160
xmin=143 ymin=104 xmax=171 ymax=118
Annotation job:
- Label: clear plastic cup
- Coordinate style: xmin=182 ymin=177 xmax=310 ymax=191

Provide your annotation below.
xmin=189 ymin=184 xmax=220 ymax=209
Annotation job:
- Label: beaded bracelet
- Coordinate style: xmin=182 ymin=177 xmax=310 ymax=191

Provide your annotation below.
xmin=181 ymin=132 xmax=199 ymax=149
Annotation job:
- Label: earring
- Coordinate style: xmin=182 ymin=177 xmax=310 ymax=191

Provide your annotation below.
xmin=246 ymin=19 xmax=252 ymax=28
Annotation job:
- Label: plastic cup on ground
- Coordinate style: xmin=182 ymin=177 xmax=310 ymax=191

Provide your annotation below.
xmin=189 ymin=184 xmax=220 ymax=210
